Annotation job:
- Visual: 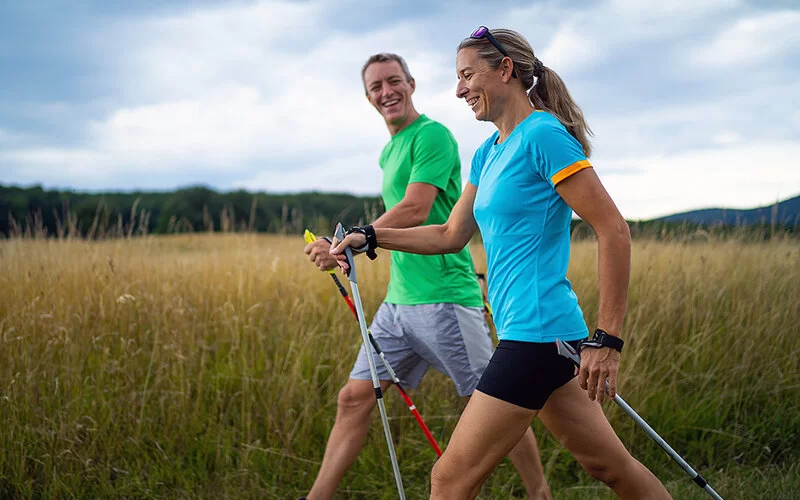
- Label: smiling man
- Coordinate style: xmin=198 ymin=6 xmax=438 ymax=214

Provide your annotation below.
xmin=301 ymin=53 xmax=551 ymax=499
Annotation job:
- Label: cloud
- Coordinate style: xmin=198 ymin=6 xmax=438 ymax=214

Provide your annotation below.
xmin=1 ymin=0 xmax=798 ymax=219
xmin=601 ymin=140 xmax=800 ymax=219
xmin=690 ymin=10 xmax=800 ymax=68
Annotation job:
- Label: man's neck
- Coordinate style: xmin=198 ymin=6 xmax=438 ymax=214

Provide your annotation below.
xmin=387 ymin=110 xmax=421 ymax=136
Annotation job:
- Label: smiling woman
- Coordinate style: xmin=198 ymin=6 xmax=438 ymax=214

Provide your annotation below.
xmin=456 ymin=27 xmax=592 ymax=156
xmin=332 ymin=27 xmax=673 ymax=499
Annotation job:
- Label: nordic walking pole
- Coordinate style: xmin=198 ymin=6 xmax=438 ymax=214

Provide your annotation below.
xmin=555 ymin=340 xmax=724 ymax=500
xmin=304 ymin=229 xmax=443 ymax=457
xmin=333 ymin=223 xmax=405 ymax=499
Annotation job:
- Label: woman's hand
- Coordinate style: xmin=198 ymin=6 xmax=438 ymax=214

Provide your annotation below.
xmin=578 ymin=347 xmax=620 ymax=404
xmin=329 ymin=232 xmax=368 ymax=274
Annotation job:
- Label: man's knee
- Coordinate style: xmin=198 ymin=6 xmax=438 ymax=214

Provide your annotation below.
xmin=336 ymin=380 xmax=378 ymax=415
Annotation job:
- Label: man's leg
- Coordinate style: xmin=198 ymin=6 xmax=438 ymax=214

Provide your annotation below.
xmin=306 ymin=302 xmax=425 ymax=500
xmin=306 ymin=378 xmax=392 ymax=500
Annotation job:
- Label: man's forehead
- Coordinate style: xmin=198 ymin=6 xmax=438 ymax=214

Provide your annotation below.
xmin=365 ymin=61 xmax=404 ymax=82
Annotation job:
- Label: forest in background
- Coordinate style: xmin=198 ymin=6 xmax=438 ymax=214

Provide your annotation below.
xmin=2 ymin=184 xmax=797 ymax=241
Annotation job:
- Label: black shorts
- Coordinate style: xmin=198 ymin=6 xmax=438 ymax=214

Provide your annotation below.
xmin=475 ymin=339 xmax=581 ymax=410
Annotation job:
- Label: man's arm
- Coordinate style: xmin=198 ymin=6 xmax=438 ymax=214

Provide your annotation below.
xmin=371 ymin=182 xmax=439 ymax=229
xmin=304 ymin=181 xmax=439 ymax=271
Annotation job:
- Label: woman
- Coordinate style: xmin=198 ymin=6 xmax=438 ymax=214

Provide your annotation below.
xmin=332 ymin=27 xmax=671 ymax=499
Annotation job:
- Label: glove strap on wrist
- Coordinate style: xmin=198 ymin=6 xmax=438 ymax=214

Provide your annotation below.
xmin=346 ymin=225 xmax=378 ymax=260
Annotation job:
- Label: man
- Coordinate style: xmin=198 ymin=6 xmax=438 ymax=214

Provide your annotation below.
xmin=301 ymin=53 xmax=551 ymax=500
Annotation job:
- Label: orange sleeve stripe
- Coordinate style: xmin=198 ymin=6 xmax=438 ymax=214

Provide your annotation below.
xmin=551 ymin=159 xmax=593 ymax=186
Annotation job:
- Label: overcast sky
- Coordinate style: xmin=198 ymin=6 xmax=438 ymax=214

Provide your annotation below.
xmin=1 ymin=0 xmax=798 ymax=219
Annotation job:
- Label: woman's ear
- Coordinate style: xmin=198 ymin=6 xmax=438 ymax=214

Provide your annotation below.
xmin=501 ymin=57 xmax=515 ymax=83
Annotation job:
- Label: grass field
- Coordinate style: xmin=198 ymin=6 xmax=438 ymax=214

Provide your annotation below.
xmin=1 ymin=234 xmax=798 ymax=499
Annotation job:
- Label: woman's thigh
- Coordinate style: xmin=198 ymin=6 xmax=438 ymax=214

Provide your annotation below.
xmin=538 ymin=378 xmax=631 ymax=469
xmin=432 ymin=390 xmax=538 ymax=493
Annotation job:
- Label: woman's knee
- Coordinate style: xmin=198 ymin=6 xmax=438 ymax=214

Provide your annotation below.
xmin=430 ymin=458 xmax=459 ymax=496
xmin=578 ymin=454 xmax=637 ymax=488
xmin=581 ymin=459 xmax=617 ymax=486
xmin=430 ymin=455 xmax=482 ymax=499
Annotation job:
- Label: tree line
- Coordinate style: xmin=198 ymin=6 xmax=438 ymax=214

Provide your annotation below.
xmin=1 ymin=184 xmax=383 ymax=239
xmin=2 ymin=184 xmax=796 ymax=241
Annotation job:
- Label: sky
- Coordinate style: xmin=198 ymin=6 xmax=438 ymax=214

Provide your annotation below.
xmin=1 ymin=0 xmax=799 ymax=220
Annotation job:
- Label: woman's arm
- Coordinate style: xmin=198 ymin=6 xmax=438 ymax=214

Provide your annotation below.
xmin=331 ymin=184 xmax=479 ymax=264
xmin=555 ymin=167 xmax=631 ymax=403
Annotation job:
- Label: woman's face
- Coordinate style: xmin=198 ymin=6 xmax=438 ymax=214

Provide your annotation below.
xmin=456 ymin=47 xmax=503 ymax=122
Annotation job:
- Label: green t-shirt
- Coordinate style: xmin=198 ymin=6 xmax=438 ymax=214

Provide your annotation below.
xmin=379 ymin=114 xmax=483 ymax=307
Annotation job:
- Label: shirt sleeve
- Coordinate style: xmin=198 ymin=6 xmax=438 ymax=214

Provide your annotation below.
xmin=468 ymin=149 xmax=483 ymax=187
xmin=408 ymin=122 xmax=458 ymax=190
xmin=532 ymin=122 xmax=592 ymax=187
xmin=468 ymin=134 xmax=495 ymax=187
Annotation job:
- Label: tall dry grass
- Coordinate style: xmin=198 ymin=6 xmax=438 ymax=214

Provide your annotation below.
xmin=0 ymin=234 xmax=798 ymax=498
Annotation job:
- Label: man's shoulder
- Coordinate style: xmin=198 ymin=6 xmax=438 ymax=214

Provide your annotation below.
xmin=415 ymin=115 xmax=456 ymax=143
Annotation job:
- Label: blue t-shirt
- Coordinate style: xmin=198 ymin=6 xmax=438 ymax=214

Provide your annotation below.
xmin=469 ymin=110 xmax=592 ymax=343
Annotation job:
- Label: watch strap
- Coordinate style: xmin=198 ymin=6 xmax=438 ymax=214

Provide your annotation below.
xmin=579 ymin=328 xmax=624 ymax=353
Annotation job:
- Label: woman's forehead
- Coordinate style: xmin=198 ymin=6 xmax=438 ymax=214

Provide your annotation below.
xmin=456 ymin=47 xmax=482 ymax=70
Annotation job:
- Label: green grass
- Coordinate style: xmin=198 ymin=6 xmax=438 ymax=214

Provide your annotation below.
xmin=0 ymin=234 xmax=798 ymax=498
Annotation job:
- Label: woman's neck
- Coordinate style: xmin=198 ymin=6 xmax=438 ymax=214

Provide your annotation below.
xmin=494 ymin=93 xmax=536 ymax=144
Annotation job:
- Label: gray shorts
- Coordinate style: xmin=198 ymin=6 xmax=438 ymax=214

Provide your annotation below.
xmin=349 ymin=302 xmax=493 ymax=396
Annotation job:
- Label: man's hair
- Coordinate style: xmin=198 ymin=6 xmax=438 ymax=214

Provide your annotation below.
xmin=361 ymin=53 xmax=413 ymax=92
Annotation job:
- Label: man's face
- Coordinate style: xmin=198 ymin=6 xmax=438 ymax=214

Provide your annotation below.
xmin=363 ymin=60 xmax=416 ymax=127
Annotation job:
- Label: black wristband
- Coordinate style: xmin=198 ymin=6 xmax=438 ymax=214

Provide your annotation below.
xmin=346 ymin=225 xmax=378 ymax=260
xmin=362 ymin=225 xmax=378 ymax=260
xmin=579 ymin=328 xmax=624 ymax=353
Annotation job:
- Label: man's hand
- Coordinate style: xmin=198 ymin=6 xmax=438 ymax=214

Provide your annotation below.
xmin=578 ymin=346 xmax=620 ymax=404
xmin=304 ymin=239 xmax=339 ymax=272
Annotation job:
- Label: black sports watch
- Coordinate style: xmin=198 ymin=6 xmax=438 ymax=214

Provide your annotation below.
xmin=345 ymin=225 xmax=378 ymax=260
xmin=579 ymin=328 xmax=624 ymax=353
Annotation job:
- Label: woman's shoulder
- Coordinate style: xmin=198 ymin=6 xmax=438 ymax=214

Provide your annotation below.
xmin=521 ymin=111 xmax=564 ymax=135
xmin=520 ymin=111 xmax=576 ymax=148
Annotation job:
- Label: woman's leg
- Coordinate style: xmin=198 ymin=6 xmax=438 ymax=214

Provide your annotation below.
xmin=538 ymin=378 xmax=671 ymax=499
xmin=430 ymin=390 xmax=539 ymax=500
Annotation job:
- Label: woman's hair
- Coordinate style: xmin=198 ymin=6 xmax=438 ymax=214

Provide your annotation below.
xmin=458 ymin=29 xmax=593 ymax=157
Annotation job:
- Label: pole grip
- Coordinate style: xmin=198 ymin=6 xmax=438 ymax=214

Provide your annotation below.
xmin=334 ymin=223 xmax=357 ymax=283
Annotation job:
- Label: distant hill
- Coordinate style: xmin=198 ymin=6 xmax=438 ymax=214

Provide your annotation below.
xmin=654 ymin=194 xmax=800 ymax=227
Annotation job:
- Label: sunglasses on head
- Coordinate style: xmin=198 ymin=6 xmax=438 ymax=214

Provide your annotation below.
xmin=470 ymin=26 xmax=517 ymax=79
